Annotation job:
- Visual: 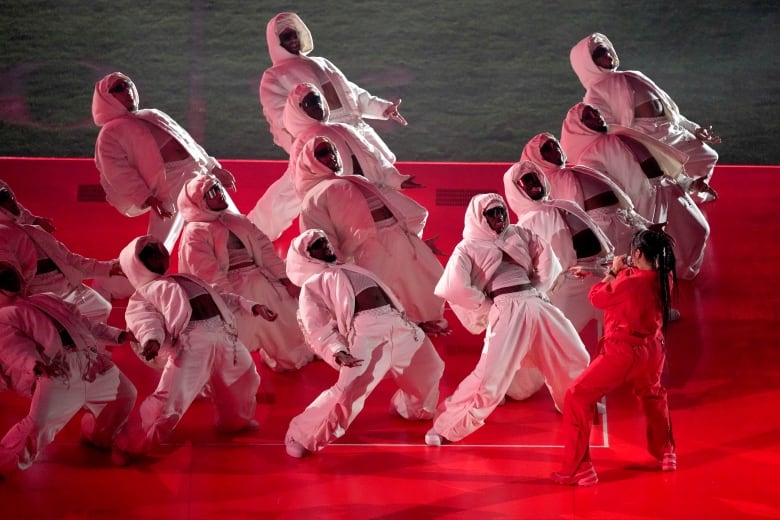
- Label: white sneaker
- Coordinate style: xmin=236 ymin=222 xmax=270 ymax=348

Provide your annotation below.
xmin=661 ymin=451 xmax=677 ymax=471
xmin=424 ymin=428 xmax=443 ymax=447
xmin=285 ymin=437 xmax=309 ymax=458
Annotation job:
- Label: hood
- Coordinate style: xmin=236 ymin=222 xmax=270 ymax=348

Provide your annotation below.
xmin=560 ymin=102 xmax=602 ymax=162
xmin=463 ymin=193 xmax=509 ymax=242
xmin=570 ymin=32 xmax=619 ymax=89
xmin=286 ymin=229 xmax=342 ymax=286
xmin=283 ymin=82 xmax=331 ymax=138
xmin=503 ymin=160 xmax=552 ymax=217
xmin=520 ymin=132 xmax=567 ymax=176
xmin=119 ymin=235 xmax=166 ymax=289
xmin=266 ymin=12 xmax=313 ymax=65
xmin=92 ymin=72 xmax=137 ymax=126
xmin=292 ymin=135 xmax=341 ymax=197
xmin=0 ymin=223 xmax=37 ymax=298
xmin=177 ymin=174 xmax=223 ymax=223
xmin=0 ymin=179 xmax=21 ymax=223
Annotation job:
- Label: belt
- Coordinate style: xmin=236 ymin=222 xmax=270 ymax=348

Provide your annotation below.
xmin=583 ymin=191 xmax=619 ymax=211
xmin=488 ymin=282 xmax=534 ymax=299
xmin=228 ymin=261 xmax=256 ymax=271
xmin=36 ymin=258 xmax=59 ymax=274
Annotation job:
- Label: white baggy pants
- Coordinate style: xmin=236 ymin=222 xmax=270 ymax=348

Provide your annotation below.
xmin=115 ymin=316 xmax=260 ymax=455
xmin=286 ymin=306 xmax=444 ymax=453
xmin=432 ymin=290 xmax=589 ymax=442
xmin=0 ymin=357 xmax=136 ymax=475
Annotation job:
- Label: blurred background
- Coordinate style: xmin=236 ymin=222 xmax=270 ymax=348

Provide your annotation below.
xmin=0 ymin=0 xmax=777 ymax=164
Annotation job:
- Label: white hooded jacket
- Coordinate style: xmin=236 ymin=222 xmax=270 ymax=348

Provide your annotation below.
xmin=434 ymin=193 xmax=561 ymax=334
xmin=92 ymin=72 xmax=221 ymax=217
xmin=570 ymin=33 xmax=699 ymax=134
xmin=177 ymin=176 xmax=287 ymax=288
xmin=0 ymin=231 xmax=121 ymax=396
xmin=260 ymin=13 xmax=395 ymax=153
xmin=286 ymin=229 xmax=407 ymax=369
xmin=503 ymin=161 xmax=613 ymax=273
xmin=119 ymin=235 xmax=256 ymax=368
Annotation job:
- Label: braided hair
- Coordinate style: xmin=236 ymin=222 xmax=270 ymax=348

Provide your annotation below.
xmin=631 ymin=228 xmax=677 ymax=329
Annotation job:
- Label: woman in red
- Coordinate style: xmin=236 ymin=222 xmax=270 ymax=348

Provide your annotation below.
xmin=552 ymin=228 xmax=677 ymax=486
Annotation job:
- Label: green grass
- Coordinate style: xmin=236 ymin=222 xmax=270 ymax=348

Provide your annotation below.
xmin=0 ymin=0 xmax=777 ymax=164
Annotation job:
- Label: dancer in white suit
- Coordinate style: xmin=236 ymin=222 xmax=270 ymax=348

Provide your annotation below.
xmin=520 ymin=132 xmax=649 ymax=252
xmin=112 ymin=235 xmax=269 ymax=463
xmin=92 ymin=72 xmax=238 ymax=252
xmin=292 ymin=135 xmax=446 ymax=331
xmin=503 ymin=160 xmax=614 ymax=335
xmin=570 ymin=32 xmax=720 ymax=202
xmin=561 ymin=103 xmax=709 ymax=280
xmin=0 ymin=231 xmax=136 ymax=477
xmin=177 ymin=175 xmax=312 ymax=371
xmin=425 ymin=193 xmax=589 ymax=446
xmin=284 ymin=229 xmax=444 ymax=457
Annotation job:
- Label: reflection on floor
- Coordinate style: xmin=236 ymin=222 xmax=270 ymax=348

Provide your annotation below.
xmin=1 ymin=167 xmax=779 ymax=519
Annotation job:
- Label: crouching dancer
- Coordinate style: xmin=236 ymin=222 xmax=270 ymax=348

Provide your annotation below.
xmin=113 ymin=235 xmax=272 ymax=463
xmin=0 ymin=231 xmax=136 ymax=478
xmin=284 ymin=230 xmax=445 ymax=457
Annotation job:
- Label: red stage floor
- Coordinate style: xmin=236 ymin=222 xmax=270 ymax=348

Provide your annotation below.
xmin=1 ymin=166 xmax=779 ymax=519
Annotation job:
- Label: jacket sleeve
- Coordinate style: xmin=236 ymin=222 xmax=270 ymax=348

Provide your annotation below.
xmin=588 ymin=274 xmax=632 ymax=310
xmin=95 ymin=123 xmax=169 ymax=215
xmin=259 ymin=71 xmax=294 ymax=152
xmin=0 ymin=320 xmax=40 ymax=396
xmin=124 ymin=293 xmax=167 ymax=346
xmin=45 ymin=232 xmax=114 ymax=278
xmin=528 ymin=231 xmax=562 ymax=293
xmin=323 ymin=182 xmax=377 ymax=262
xmin=248 ymin=224 xmax=287 ymax=280
xmin=434 ymin=245 xmax=488 ymax=310
xmin=297 ymin=278 xmax=349 ymax=366
xmin=178 ymin=226 xmax=230 ymax=287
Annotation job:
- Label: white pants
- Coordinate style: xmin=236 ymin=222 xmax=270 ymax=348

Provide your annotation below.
xmin=432 ymin=291 xmax=589 ymax=442
xmin=29 ymin=272 xmax=112 ymax=324
xmin=247 ymin=169 xmax=300 ymax=242
xmin=587 ymin=206 xmax=636 ymax=254
xmin=115 ymin=317 xmax=260 ymax=455
xmin=634 ymin=118 xmax=718 ymax=182
xmin=0 ymin=358 xmax=136 ymax=475
xmin=356 ymin=223 xmax=445 ymax=324
xmin=661 ymin=183 xmax=710 ymax=280
xmin=286 ymin=307 xmax=444 ymax=452
xmin=549 ymin=269 xmax=603 ymax=334
xmin=226 ymin=266 xmax=312 ymax=371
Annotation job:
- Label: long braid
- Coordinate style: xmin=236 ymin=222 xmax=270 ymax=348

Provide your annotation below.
xmin=632 ymin=229 xmax=677 ymax=330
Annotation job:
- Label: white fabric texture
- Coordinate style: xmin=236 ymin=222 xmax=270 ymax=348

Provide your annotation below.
xmin=293 ymin=138 xmax=444 ymax=323
xmin=570 ymin=33 xmax=718 ymax=180
xmin=431 ymin=194 xmax=589 ymax=441
xmin=177 ymin=176 xmax=312 ymax=371
xmin=92 ymin=72 xmax=236 ymax=251
xmin=260 ymin=12 xmax=395 ymax=158
xmin=503 ymin=161 xmax=613 ymax=332
xmin=0 ymin=222 xmax=113 ymax=322
xmin=561 ymin=104 xmax=709 ymax=279
xmin=249 ymin=82 xmax=420 ymax=240
xmin=284 ymin=235 xmax=443 ymax=452
xmin=113 ymin=317 xmax=260 ymax=455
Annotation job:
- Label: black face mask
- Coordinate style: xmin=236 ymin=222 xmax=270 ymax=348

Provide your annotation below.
xmin=0 ymin=267 xmax=22 ymax=293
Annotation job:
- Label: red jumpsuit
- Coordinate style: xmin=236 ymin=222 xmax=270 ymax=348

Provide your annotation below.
xmin=558 ymin=267 xmax=675 ymax=475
